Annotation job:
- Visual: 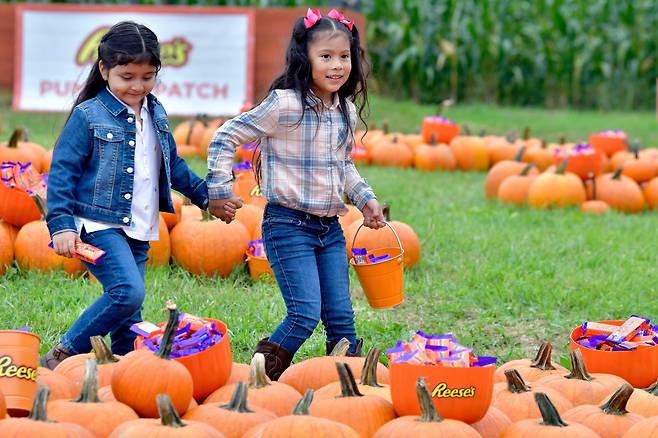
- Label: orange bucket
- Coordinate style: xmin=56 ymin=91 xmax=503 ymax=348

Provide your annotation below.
xmin=570 ymin=320 xmax=658 ymax=388
xmin=0 ymin=330 xmax=40 ymax=416
xmin=349 ymin=222 xmax=404 ymax=309
xmin=389 ymin=361 xmax=495 ymax=423
xmin=246 ymin=255 xmax=274 ymax=282
xmin=135 ymin=318 xmax=232 ymax=402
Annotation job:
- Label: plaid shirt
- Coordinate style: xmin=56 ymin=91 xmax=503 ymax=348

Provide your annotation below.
xmin=207 ymin=89 xmax=375 ymax=217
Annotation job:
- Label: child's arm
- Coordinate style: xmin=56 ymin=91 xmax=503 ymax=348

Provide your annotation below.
xmin=206 ymin=91 xmax=280 ymax=202
xmin=46 ymin=108 xmax=91 ymax=238
xmin=167 ymin=131 xmax=209 ymax=210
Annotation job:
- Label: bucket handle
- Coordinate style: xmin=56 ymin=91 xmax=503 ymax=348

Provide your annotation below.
xmin=351 ymin=221 xmax=403 ymax=252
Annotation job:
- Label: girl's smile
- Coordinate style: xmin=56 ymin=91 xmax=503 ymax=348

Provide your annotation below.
xmin=308 ymin=30 xmax=351 ymax=106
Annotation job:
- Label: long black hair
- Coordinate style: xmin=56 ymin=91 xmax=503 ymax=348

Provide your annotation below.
xmin=69 ymin=21 xmax=161 ymax=114
xmin=254 ymin=12 xmax=370 ymax=181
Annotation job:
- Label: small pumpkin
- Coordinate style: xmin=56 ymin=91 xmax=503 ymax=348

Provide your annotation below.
xmin=523 ymin=140 xmax=555 ymax=171
xmin=413 ymin=135 xmax=457 ymax=171
xmin=501 ymin=392 xmax=598 ymax=437
xmin=242 ymin=389 xmax=359 ymax=437
xmin=374 ymin=377 xmax=480 ymax=437
xmin=54 ymin=335 xmax=121 ymax=390
xmin=0 ymin=385 xmax=94 ymax=437
xmin=108 ymin=394 xmax=223 ymax=438
xmin=593 ymin=168 xmax=645 ymax=213
xmin=643 ymin=177 xmax=658 ymax=210
xmin=370 ymin=136 xmax=414 ymax=168
xmin=450 ymin=135 xmax=490 ymax=171
xmin=620 ymin=141 xmax=656 ymax=183
xmin=309 ymin=362 xmax=396 ymax=437
xmin=527 ymin=159 xmax=587 ymax=208
xmin=497 ymin=162 xmax=538 ymax=206
xmin=36 ymin=367 xmax=77 ymax=401
xmin=562 ymin=383 xmax=643 ymax=437
xmin=494 ymin=341 xmax=569 ymax=383
xmin=48 ymin=359 xmax=138 ymax=437
xmin=485 ymin=146 xmax=532 ymax=198
xmin=470 ymin=406 xmax=512 ymax=438
xmin=111 ymin=302 xmax=194 ymax=418
xmin=581 ymin=176 xmax=610 ymax=214
xmin=203 ymin=353 xmax=301 ymax=417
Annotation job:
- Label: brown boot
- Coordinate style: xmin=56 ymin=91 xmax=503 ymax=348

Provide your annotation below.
xmin=325 ymin=338 xmax=363 ymax=357
xmin=39 ymin=343 xmax=73 ymax=370
xmin=254 ymin=338 xmax=293 ymax=381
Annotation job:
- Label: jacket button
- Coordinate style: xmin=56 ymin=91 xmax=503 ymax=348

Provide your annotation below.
xmin=122 ymin=217 xmax=130 ymax=224
xmin=129 ymin=140 xmax=135 ymax=146
xmin=127 ymin=117 xmax=134 ymax=123
xmin=126 ymin=167 xmax=133 ymax=173
xmin=124 ymin=193 xmax=131 ymax=200
xmin=106 ymin=132 xmax=113 ymax=139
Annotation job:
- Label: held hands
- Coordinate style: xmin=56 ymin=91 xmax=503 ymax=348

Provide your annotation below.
xmin=52 ymin=231 xmax=80 ymax=258
xmin=361 ymin=199 xmax=386 ymax=229
xmin=208 ymin=196 xmax=244 ymax=223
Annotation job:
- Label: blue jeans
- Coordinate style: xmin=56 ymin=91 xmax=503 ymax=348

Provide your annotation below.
xmin=262 ymin=203 xmax=358 ymax=355
xmin=60 ymin=227 xmax=149 ymax=355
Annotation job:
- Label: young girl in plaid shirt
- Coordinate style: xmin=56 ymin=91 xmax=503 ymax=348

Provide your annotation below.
xmin=207 ymin=8 xmax=385 ymax=380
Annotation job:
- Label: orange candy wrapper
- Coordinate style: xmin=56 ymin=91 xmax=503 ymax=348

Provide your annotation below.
xmin=48 ymin=241 xmax=106 ymax=265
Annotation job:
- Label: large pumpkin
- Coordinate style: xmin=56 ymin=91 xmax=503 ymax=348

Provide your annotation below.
xmin=370 ymin=136 xmax=414 ymax=168
xmin=494 ymin=341 xmax=568 ymax=384
xmin=497 ymin=163 xmax=538 ymax=207
xmin=162 ymin=192 xmax=183 ymax=230
xmin=485 ymin=147 xmax=537 ymax=199
xmin=0 ymin=171 xmax=42 ymax=228
xmin=594 ymin=168 xmax=645 ymax=213
xmin=0 ymin=128 xmax=45 ymax=172
xmin=527 ymin=160 xmax=586 ymax=208
xmin=413 ymin=135 xmax=457 ymax=171
xmin=450 ymin=135 xmax=490 ymax=171
xmin=36 ymin=367 xmax=77 ymax=401
xmin=470 ymin=406 xmax=512 ymax=438
xmin=170 ymin=214 xmax=249 ymax=277
xmin=173 ymin=118 xmax=208 ymax=148
xmin=147 ymin=215 xmax=171 ymax=266
xmin=54 ymin=336 xmax=121 ymax=390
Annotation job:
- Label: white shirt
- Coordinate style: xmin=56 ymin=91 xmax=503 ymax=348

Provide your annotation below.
xmin=74 ymin=89 xmax=162 ymax=241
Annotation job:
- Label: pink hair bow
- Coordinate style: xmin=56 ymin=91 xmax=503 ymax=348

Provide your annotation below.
xmin=304 ymin=8 xmax=322 ymax=29
xmin=327 ymin=9 xmax=353 ymax=30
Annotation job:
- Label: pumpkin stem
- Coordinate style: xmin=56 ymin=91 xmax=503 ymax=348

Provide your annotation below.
xmin=90 ymin=336 xmax=119 ymax=365
xmin=520 ymin=162 xmax=536 ymax=177
xmin=359 ymin=348 xmax=383 ymax=387
xmin=416 ymin=377 xmax=443 ymax=423
xmin=558 ymin=135 xmax=566 ymax=145
xmin=504 ymin=369 xmax=531 ymax=393
xmin=644 ymin=380 xmax=658 ymax=396
xmin=156 ymin=301 xmax=179 ymax=360
xmin=463 ymin=125 xmax=471 ymax=135
xmin=329 ymin=338 xmax=351 ymax=356
xmin=612 ymin=167 xmax=624 ymax=180
xmin=249 ymin=353 xmax=270 ymax=389
xmin=28 ymin=385 xmax=52 ymax=422
xmin=335 ymin=362 xmax=363 ymax=397
xmin=590 ymin=175 xmax=599 ymax=200
xmin=522 ymin=126 xmax=531 ymax=140
xmin=600 ymin=384 xmax=633 ymax=416
xmin=556 ymin=157 xmax=569 ymax=175
xmin=74 ymin=359 xmax=101 ymax=403
xmin=221 ymin=381 xmax=254 ymax=413
xmin=535 ymin=392 xmax=569 ymax=427
xmin=565 ymin=349 xmax=593 ymax=381
xmin=157 ymin=393 xmax=187 ymax=428
xmin=514 ymin=145 xmax=527 ymax=162
xmin=292 ymin=389 xmax=314 ymax=415
xmin=381 ymin=122 xmax=389 ymax=135
xmin=479 ymin=128 xmax=486 ymax=137
xmin=631 ymin=139 xmax=641 ymax=158
xmin=7 ymin=127 xmax=25 ymax=149
xmin=392 ymin=136 xmax=398 ymax=144
xmin=530 ymin=341 xmax=557 ymax=371
xmin=31 ymin=194 xmax=47 ymax=220
xmin=430 ymin=133 xmax=437 ymax=146
xmin=505 ymin=130 xmax=519 ymax=143
xmin=541 ymin=139 xmax=547 ymax=149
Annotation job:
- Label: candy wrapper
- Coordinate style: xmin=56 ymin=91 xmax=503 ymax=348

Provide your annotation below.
xmin=387 ymin=331 xmax=495 ymax=368
xmin=595 ymin=129 xmax=627 ymax=139
xmin=48 ymin=241 xmax=106 ymax=265
xmin=576 ymin=315 xmax=655 ymax=351
xmin=247 ymin=239 xmax=266 ymax=258
xmin=351 ymin=247 xmax=391 ymax=265
xmin=132 ymin=312 xmax=223 ymax=358
xmin=424 ymin=115 xmax=457 ymax=125
xmin=1 ymin=161 xmax=47 ymax=200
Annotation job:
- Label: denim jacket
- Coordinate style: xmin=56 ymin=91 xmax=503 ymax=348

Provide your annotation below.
xmin=46 ymin=88 xmax=208 ymax=237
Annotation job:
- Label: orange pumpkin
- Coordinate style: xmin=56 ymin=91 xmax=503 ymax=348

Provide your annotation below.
xmin=501 ymin=392 xmax=597 ymax=437
xmin=534 ymin=349 xmax=628 ymax=406
xmin=374 ymin=377 xmax=480 ymax=437
xmin=562 ymin=383 xmax=643 ymax=437
xmin=184 ymin=381 xmax=276 ymax=437
xmin=309 ymin=362 xmax=396 ymax=437
xmin=494 ymin=341 xmax=569 ymax=384
xmin=643 ymin=177 xmax=658 ymax=210
xmin=279 ymin=338 xmax=389 ymax=394
xmin=523 ymin=141 xmax=555 ymax=171
xmin=527 ymin=159 xmax=586 ymax=208
xmin=234 ymin=204 xmax=264 ymax=238
xmin=0 ymin=385 xmax=94 ymax=437
xmin=0 ymin=173 xmax=42 ymax=228
xmin=594 ymin=168 xmax=645 ymax=213
xmin=203 ymin=353 xmax=301 ymax=417
xmin=370 ymin=136 xmax=414 ymax=167
xmin=338 ymin=204 xmax=363 ymax=234
xmin=36 ymin=367 xmax=77 ymax=401
xmin=242 ymin=389 xmax=360 ymax=437
xmin=0 ymin=128 xmax=44 ymax=172
xmin=48 ymin=359 xmax=139 ymax=437
xmin=413 ymin=135 xmax=457 ymax=171
xmin=111 ymin=303 xmax=194 ymax=418
xmin=54 ymin=336 xmax=121 ymax=390
xmin=624 ymin=417 xmax=658 ymax=438
xmin=173 ymin=118 xmax=208 ymax=148
xmin=450 ymin=135 xmax=490 ymax=171
xmin=470 ymin=406 xmax=512 ymax=438
xmin=170 ymin=214 xmax=249 ymax=277
xmin=0 ymin=220 xmax=14 ymax=275
xmin=497 ymin=163 xmax=539 ymax=206
xmin=485 ymin=147 xmax=537 ymax=199
xmin=162 ymin=192 xmax=183 ymax=230
xmin=493 ymin=369 xmax=573 ymax=422
xmin=147 ymin=215 xmax=171 ymax=266
xmin=224 ymin=362 xmax=250 ymax=386
xmin=621 ymin=143 xmax=656 ymax=184
xmin=107 ymin=394 xmax=223 ymax=437
xmin=581 ymin=176 xmax=610 ymax=214
xmin=313 ymin=348 xmax=391 ymax=403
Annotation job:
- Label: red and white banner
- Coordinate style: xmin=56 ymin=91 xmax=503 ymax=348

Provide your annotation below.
xmin=13 ymin=5 xmax=254 ymax=116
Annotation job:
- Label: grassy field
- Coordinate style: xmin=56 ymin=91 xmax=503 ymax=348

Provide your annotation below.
xmin=1 ymin=91 xmax=657 ymax=368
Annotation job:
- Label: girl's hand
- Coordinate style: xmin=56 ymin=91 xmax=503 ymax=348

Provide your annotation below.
xmin=361 ymin=199 xmax=386 ymax=229
xmin=209 ymin=196 xmax=244 ymax=223
xmin=52 ymin=231 xmax=79 ymax=258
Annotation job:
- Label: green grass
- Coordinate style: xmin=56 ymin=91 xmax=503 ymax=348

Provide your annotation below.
xmin=2 ymin=91 xmax=658 ymax=368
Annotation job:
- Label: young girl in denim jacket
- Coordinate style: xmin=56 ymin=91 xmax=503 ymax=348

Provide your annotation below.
xmin=207 ymin=9 xmax=385 ymax=380
xmin=42 ymin=21 xmax=208 ymax=369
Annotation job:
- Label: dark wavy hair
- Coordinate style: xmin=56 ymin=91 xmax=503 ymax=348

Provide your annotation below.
xmin=253 ymin=12 xmax=370 ymax=181
xmin=69 ymin=21 xmax=161 ymax=115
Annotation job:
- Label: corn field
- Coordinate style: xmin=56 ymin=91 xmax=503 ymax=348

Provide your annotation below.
xmin=5 ymin=0 xmax=658 ymax=110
